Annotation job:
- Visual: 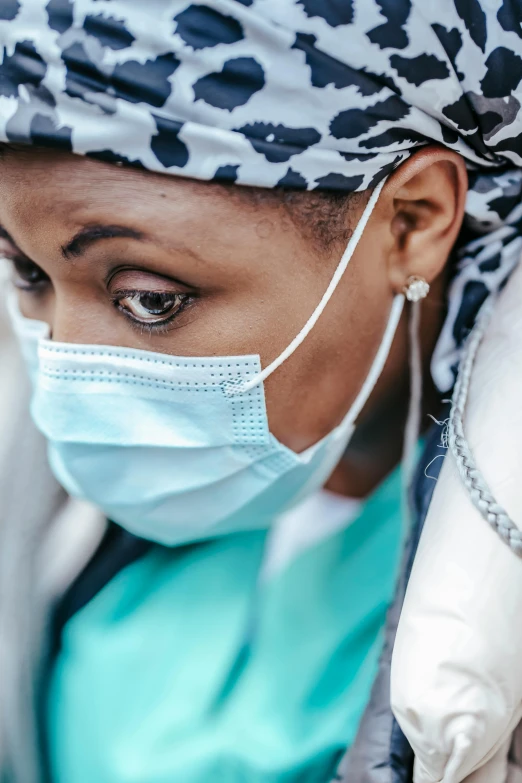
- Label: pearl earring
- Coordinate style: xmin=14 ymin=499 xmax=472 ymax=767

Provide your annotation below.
xmin=403 ymin=275 xmax=430 ymax=302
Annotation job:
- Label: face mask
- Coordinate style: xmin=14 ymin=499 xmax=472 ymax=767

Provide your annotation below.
xmin=8 ymin=178 xmax=405 ymax=546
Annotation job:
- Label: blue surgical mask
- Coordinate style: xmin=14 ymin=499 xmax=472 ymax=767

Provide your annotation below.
xmin=7 ymin=179 xmax=405 ymax=546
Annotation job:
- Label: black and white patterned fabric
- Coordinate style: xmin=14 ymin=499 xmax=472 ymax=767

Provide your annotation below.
xmin=1 ymin=0 xmax=522 ymax=391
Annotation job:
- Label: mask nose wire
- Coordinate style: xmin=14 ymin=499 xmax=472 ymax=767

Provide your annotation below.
xmin=234 ymin=176 xmax=389 ymax=396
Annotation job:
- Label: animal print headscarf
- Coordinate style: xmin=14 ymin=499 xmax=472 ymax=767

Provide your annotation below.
xmin=1 ymin=0 xmax=522 ymax=391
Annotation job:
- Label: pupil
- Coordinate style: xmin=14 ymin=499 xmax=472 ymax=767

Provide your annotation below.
xmin=141 ymin=292 xmax=174 ymax=315
xmin=17 ymin=258 xmax=43 ymax=282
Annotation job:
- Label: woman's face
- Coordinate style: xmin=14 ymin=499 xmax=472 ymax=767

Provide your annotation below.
xmin=0 ymin=147 xmax=463 ymax=455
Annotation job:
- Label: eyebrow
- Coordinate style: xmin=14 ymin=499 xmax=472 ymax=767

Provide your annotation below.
xmin=61 ymin=225 xmax=146 ymax=259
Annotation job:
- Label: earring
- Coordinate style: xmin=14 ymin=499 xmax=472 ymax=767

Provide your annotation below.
xmin=403 ymin=275 xmax=430 ymax=302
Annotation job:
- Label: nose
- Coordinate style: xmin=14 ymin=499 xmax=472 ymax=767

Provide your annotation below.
xmin=51 ymin=298 xmax=91 ymax=344
xmin=50 ymin=293 xmax=119 ymax=347
xmin=16 ymin=290 xmax=81 ymax=344
xmin=14 ymin=287 xmax=127 ymax=348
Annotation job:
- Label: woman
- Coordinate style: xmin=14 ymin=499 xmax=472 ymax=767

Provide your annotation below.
xmin=0 ymin=1 xmax=521 ymax=781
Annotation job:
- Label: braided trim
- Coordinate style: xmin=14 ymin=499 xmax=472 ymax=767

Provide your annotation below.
xmin=448 ymin=297 xmax=522 ymax=557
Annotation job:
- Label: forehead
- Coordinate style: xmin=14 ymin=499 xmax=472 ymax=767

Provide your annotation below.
xmin=0 ymin=146 xmax=313 ymax=280
xmin=0 ymin=147 xmax=281 ymax=244
xmin=0 ymin=146 xmax=220 ymax=210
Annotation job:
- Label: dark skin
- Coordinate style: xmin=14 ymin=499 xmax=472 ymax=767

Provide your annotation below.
xmin=0 ymin=145 xmax=468 ymax=498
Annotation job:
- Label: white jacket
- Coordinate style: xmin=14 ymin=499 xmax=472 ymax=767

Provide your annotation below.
xmin=392 ymin=260 xmax=522 ymax=782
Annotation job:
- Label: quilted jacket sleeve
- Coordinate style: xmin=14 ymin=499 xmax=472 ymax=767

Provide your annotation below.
xmin=391 ymin=260 xmax=522 ymax=782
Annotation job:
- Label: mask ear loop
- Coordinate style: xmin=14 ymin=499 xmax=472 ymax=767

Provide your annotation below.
xmin=344 ymin=293 xmax=405 ymax=429
xmin=230 ymin=176 xmax=389 ymax=396
xmin=401 ymin=299 xmax=423 ymax=532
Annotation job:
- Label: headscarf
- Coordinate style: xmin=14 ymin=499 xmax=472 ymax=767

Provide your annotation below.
xmin=1 ymin=0 xmax=522 ymax=391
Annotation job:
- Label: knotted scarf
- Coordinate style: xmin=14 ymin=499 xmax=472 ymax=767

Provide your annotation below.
xmin=2 ymin=0 xmax=522 ymax=390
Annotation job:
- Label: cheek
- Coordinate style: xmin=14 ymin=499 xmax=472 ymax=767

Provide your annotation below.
xmin=262 ymin=266 xmax=394 ymax=452
xmin=263 ymin=335 xmax=361 ymax=453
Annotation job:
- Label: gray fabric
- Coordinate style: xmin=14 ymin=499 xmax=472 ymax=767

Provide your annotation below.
xmin=334 ymin=565 xmax=406 ymax=783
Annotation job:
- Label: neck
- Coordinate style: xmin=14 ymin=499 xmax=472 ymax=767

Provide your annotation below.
xmin=324 ymin=390 xmax=409 ymax=498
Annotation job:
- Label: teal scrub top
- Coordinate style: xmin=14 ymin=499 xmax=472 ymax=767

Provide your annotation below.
xmin=47 ymin=467 xmax=403 ymax=783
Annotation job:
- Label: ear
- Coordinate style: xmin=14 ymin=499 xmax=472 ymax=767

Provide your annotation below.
xmin=379 ymin=146 xmax=468 ymax=293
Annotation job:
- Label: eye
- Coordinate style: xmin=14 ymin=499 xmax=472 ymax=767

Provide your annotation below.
xmin=113 ymin=289 xmax=190 ymax=326
xmin=11 ymin=257 xmax=49 ymax=291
